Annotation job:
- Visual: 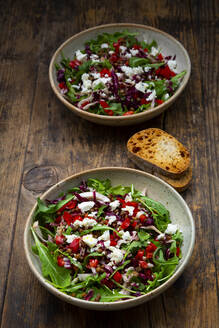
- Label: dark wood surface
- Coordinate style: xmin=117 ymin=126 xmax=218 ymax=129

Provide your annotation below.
xmin=0 ymin=0 xmax=218 ymax=327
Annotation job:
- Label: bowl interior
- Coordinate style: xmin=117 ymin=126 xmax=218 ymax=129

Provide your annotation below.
xmin=24 ymin=167 xmax=195 ymax=310
xmin=50 ymin=24 xmax=191 ymax=125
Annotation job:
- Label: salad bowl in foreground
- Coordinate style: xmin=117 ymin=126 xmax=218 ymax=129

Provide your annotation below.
xmin=24 ymin=167 xmax=195 ymax=310
xmin=49 ymin=23 xmax=191 ymax=126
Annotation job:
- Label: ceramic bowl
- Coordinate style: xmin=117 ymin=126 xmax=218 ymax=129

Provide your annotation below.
xmin=49 ymin=23 xmax=191 ymax=126
xmin=24 ymin=167 xmax=195 ymax=310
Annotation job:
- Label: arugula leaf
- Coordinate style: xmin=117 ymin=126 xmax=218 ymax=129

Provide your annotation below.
xmin=31 ymin=228 xmax=71 ymax=288
xmin=34 ymin=194 xmax=75 ymax=218
xmin=87 ymin=178 xmax=111 ymax=194
xmin=129 ymin=57 xmax=150 ymax=67
xmin=137 ymin=196 xmax=170 ymax=232
xmin=92 ymin=286 xmax=135 ymax=301
xmin=108 ymin=184 xmax=131 ymax=196
xmin=109 ymin=260 xmax=130 ymax=279
xmin=138 ymin=230 xmax=150 ymax=242
xmin=81 ymin=225 xmax=121 ymax=237
xmin=56 ymin=249 xmax=83 ymax=272
xmin=171 ymin=70 xmax=186 ymax=89
xmin=93 ymin=82 xmax=105 ymax=91
xmin=107 ymin=103 xmax=124 ymax=115
xmin=97 ymin=205 xmax=108 ymax=218
xmin=83 ymin=252 xmax=104 ymax=265
xmin=62 ymin=273 xmax=106 ymax=293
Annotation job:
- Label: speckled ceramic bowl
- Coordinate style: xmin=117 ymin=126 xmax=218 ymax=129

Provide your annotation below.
xmin=49 ymin=23 xmax=191 ymax=126
xmin=24 ymin=167 xmax=195 ymax=310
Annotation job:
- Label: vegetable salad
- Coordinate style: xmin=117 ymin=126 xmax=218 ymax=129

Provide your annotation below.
xmin=32 ymin=178 xmax=183 ymax=302
xmin=56 ymin=30 xmax=186 ymax=116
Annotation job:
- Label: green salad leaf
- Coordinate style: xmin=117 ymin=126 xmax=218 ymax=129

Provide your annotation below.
xmin=31 ymin=228 xmax=71 ymax=288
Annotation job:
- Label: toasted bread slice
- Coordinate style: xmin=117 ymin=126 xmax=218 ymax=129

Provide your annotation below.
xmin=127 ymin=128 xmax=191 ymax=178
xmin=155 ymin=167 xmax=192 ymax=192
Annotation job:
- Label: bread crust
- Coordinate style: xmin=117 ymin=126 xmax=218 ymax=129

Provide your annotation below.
xmin=127 ymin=128 xmax=191 ymax=178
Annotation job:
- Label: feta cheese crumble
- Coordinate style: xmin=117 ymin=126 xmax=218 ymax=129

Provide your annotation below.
xmin=82 ymin=234 xmax=98 ymax=248
xmin=121 ymin=206 xmax=135 ymax=216
xmin=75 ymin=50 xmax=87 ymax=62
xmin=65 ymin=234 xmax=79 ymax=243
xmin=150 ymin=46 xmax=159 ymax=56
xmin=109 ymin=200 xmax=120 ymax=211
xmin=101 ymin=43 xmax=109 ymax=48
xmin=78 ymin=201 xmax=95 ymax=213
xmin=108 ymin=247 xmax=124 ymax=264
xmin=165 ymin=223 xmax=178 ymax=235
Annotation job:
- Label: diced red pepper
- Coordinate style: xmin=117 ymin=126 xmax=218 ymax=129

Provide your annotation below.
xmin=176 ymin=247 xmax=180 ymax=257
xmin=57 ymin=256 xmax=65 ymax=267
xmin=113 ymin=271 xmax=123 ymax=282
xmin=158 ymin=53 xmax=163 ymax=61
xmin=63 ymin=211 xmax=74 ymax=225
xmin=135 ymin=249 xmax=144 ymax=260
xmin=140 ymin=98 xmax=150 ymax=105
xmin=55 ymin=235 xmax=65 ymax=245
xmin=59 ymin=82 xmax=66 ymax=89
xmin=132 ymin=221 xmax=137 ymax=228
xmin=156 ymin=65 xmax=176 ymax=79
xmin=139 ymin=260 xmax=148 ymax=269
xmin=156 ymin=99 xmax=164 ymax=105
xmin=59 ymin=200 xmax=77 ymax=212
xmin=100 ymin=100 xmax=109 ymax=109
xmin=113 ymin=42 xmax=120 ymax=53
xmin=110 ymin=239 xmax=117 ymax=246
xmin=121 ymin=218 xmax=130 ymax=230
xmin=69 ymin=237 xmax=80 ymax=253
xmin=109 ymin=53 xmax=118 ymax=63
xmin=139 ymin=214 xmax=147 ymax=223
xmin=89 ymin=259 xmax=99 ymax=268
xmin=144 ymin=48 xmax=148 ymax=52
xmin=69 ymin=59 xmax=81 ymax=69
xmin=123 ymin=111 xmax=134 ymax=116
xmin=126 ymin=201 xmax=139 ymax=208
xmin=133 ymin=44 xmax=141 ymax=50
xmin=146 ymin=242 xmax=157 ymax=259
xmin=104 ymin=109 xmax=114 ymax=116
xmin=72 ymin=215 xmax=83 ymax=223
xmin=100 ymin=68 xmax=111 ymax=77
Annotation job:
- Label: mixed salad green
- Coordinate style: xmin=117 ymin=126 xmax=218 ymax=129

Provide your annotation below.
xmin=55 ymin=30 xmax=186 ymax=116
xmin=31 ymin=178 xmax=183 ymax=302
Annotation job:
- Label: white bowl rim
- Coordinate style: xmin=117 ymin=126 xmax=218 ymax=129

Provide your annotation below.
xmin=49 ymin=23 xmax=191 ymax=121
xmin=24 ymin=167 xmax=195 ymax=307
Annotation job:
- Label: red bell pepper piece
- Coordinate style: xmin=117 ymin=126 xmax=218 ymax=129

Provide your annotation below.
xmin=100 ymin=100 xmax=109 ymax=108
xmin=123 ymin=111 xmax=134 ymax=116
xmin=104 ymin=109 xmax=114 ymax=116
xmin=113 ymin=271 xmax=123 ymax=282
xmin=89 ymin=259 xmax=99 ymax=268
xmin=57 ymin=256 xmax=65 ymax=267
xmin=63 ymin=211 xmax=74 ymax=225
xmin=139 ymin=260 xmax=148 ymax=269
xmin=156 ymin=99 xmax=164 ymax=105
xmin=100 ymin=68 xmax=111 ymax=77
xmin=69 ymin=59 xmax=81 ymax=69
xmin=139 ymin=214 xmax=147 ymax=223
xmin=176 ymin=247 xmax=180 ymax=257
xmin=135 ymin=249 xmax=144 ymax=260
xmin=55 ymin=235 xmax=65 ymax=245
xmin=69 ymin=237 xmax=80 ymax=253
xmin=121 ymin=218 xmax=130 ymax=230
xmin=59 ymin=82 xmax=67 ymax=89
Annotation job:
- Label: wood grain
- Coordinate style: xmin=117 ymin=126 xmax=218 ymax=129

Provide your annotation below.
xmin=0 ymin=0 xmax=218 ymax=327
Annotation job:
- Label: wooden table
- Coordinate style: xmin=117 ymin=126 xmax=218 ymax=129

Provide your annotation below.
xmin=0 ymin=0 xmax=218 ymax=327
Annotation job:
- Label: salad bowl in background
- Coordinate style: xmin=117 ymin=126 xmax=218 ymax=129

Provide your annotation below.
xmin=49 ymin=23 xmax=191 ymax=126
xmin=24 ymin=167 xmax=195 ymax=310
